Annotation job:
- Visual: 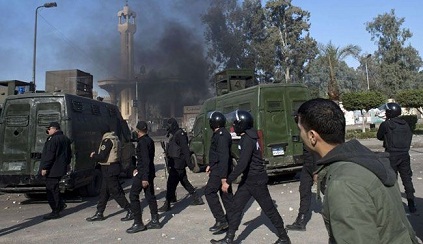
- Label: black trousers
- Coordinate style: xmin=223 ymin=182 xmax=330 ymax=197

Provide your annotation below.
xmin=228 ymin=179 xmax=285 ymax=235
xmin=298 ymin=161 xmax=317 ymax=215
xmin=205 ymin=175 xmax=234 ymax=223
xmin=129 ymin=177 xmax=158 ymax=224
xmin=389 ymin=152 xmax=415 ymax=199
xmin=97 ymin=165 xmax=130 ymax=213
xmin=45 ymin=177 xmax=64 ymax=213
xmin=165 ymin=167 xmax=196 ymax=201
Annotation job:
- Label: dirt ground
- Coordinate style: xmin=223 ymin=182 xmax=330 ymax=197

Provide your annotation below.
xmin=0 ymin=137 xmax=422 ymax=244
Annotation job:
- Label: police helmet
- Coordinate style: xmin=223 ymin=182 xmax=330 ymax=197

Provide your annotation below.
xmin=385 ymin=102 xmax=401 ymax=119
xmin=209 ymin=111 xmax=226 ymax=130
xmin=233 ymin=110 xmax=253 ymax=135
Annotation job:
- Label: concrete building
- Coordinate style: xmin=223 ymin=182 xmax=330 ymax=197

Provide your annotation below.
xmin=0 ymin=80 xmax=32 ymax=106
xmin=45 ymin=69 xmax=93 ymax=99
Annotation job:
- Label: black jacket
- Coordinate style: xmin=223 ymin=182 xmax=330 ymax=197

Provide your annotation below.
xmin=167 ymin=129 xmax=193 ymax=170
xmin=209 ymin=127 xmax=232 ymax=179
xmin=227 ymin=128 xmax=267 ymax=184
xmin=136 ymin=134 xmax=156 ymax=181
xmin=377 ymin=117 xmax=412 ymax=152
xmin=40 ymin=131 xmax=72 ymax=178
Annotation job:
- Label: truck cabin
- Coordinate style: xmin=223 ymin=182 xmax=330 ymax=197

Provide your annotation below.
xmin=215 ymin=69 xmax=256 ymax=96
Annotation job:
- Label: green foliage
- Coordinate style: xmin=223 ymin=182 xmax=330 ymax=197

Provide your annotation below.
xmin=305 ymin=58 xmax=361 ymax=98
xmin=345 ymin=129 xmax=377 ymax=140
xmin=202 ymin=0 xmax=318 ymax=83
xmin=316 ymin=42 xmax=361 ymax=101
xmin=341 ymin=91 xmax=386 ymax=111
xmin=400 ymin=115 xmax=418 ymax=131
xmin=366 ymin=10 xmax=423 ymax=97
xmin=395 ymin=90 xmax=423 ymax=108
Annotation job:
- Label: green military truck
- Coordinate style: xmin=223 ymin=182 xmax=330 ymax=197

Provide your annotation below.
xmin=189 ymin=69 xmax=310 ymax=176
xmin=0 ymin=92 xmax=134 ymax=197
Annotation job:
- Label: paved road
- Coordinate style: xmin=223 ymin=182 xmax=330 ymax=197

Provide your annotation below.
xmin=1 ymin=138 xmax=422 ymax=244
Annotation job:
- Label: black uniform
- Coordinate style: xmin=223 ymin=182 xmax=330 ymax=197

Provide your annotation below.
xmin=129 ymin=134 xmax=158 ymax=224
xmin=205 ymin=127 xmax=234 ymax=225
xmin=165 ymin=128 xmax=197 ymax=200
xmin=40 ymin=130 xmax=72 ymax=214
xmin=377 ymin=118 xmax=415 ymax=200
xmin=92 ymin=138 xmax=130 ymax=213
xmin=225 ymin=128 xmax=286 ymax=237
xmin=298 ymin=148 xmax=318 ymax=216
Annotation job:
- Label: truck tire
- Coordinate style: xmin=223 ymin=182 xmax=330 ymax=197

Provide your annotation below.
xmin=80 ymin=169 xmax=102 ymax=197
xmin=191 ymin=153 xmax=200 ymax=173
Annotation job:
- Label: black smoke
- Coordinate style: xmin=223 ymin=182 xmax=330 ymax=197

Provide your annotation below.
xmin=51 ymin=0 xmax=214 ymax=118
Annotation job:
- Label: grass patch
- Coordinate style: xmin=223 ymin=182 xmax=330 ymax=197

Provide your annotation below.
xmin=346 ymin=129 xmax=377 ymax=140
xmin=346 ymin=124 xmax=423 ymax=139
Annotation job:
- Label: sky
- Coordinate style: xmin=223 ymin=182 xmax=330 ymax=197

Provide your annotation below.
xmin=0 ymin=0 xmax=422 ymax=97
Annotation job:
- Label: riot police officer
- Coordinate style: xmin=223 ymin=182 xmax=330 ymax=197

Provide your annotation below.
xmin=286 ymin=147 xmax=318 ymax=231
xmin=86 ymin=129 xmax=133 ymax=221
xmin=213 ymin=110 xmax=291 ymax=244
xmin=126 ymin=121 xmax=161 ymax=233
xmin=205 ymin=112 xmax=234 ymax=233
xmin=377 ymin=102 xmax=417 ymax=213
xmin=158 ymin=118 xmax=204 ymax=212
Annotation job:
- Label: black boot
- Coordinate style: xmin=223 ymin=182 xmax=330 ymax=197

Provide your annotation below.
xmin=58 ymin=203 xmax=67 ymax=212
xmin=170 ymin=193 xmax=177 ymax=203
xmin=274 ymin=229 xmax=291 ymax=244
xmin=286 ymin=213 xmax=306 ymax=231
xmin=408 ymin=198 xmax=417 ymax=213
xmin=121 ymin=209 xmax=134 ymax=221
xmin=190 ymin=192 xmax=205 ymax=206
xmin=158 ymin=200 xmax=171 ymax=212
xmin=126 ymin=223 xmax=147 ymax=234
xmin=210 ymin=232 xmax=235 ymax=244
xmin=209 ymin=221 xmax=228 ymax=232
xmin=146 ymin=214 xmax=161 ymax=229
xmin=86 ymin=212 xmax=105 ymax=222
xmin=43 ymin=211 xmax=60 ymax=220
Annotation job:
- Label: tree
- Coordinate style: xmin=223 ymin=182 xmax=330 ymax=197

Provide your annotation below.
xmin=317 ymin=42 xmax=361 ymax=101
xmin=305 ymin=56 xmax=361 ymax=98
xmin=202 ymin=0 xmax=318 ymax=83
xmin=342 ymin=91 xmax=386 ymax=132
xmin=395 ymin=89 xmax=423 ymax=115
xmin=342 ymin=91 xmax=386 ymax=111
xmin=366 ymin=9 xmax=423 ymax=96
xmin=264 ymin=0 xmax=318 ymax=83
xmin=202 ymin=0 xmax=250 ymax=75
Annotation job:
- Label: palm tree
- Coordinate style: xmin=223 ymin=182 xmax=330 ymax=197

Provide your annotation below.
xmin=318 ymin=41 xmax=361 ymax=101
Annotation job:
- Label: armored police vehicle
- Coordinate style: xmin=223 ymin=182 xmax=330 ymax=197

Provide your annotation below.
xmin=189 ymin=69 xmax=309 ymax=176
xmin=0 ymin=92 xmax=134 ymax=197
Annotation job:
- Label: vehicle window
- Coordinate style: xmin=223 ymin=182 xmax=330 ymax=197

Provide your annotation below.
xmin=267 ymin=101 xmax=282 ymax=112
xmin=223 ymin=106 xmax=234 ymax=114
xmin=239 ymin=103 xmax=251 ymax=111
xmin=36 ymin=102 xmax=61 ymax=127
xmin=193 ymin=116 xmax=204 ymax=137
xmin=71 ymin=100 xmax=83 ymax=112
xmin=5 ymin=103 xmax=30 ymax=127
xmin=91 ymin=104 xmax=101 ymax=115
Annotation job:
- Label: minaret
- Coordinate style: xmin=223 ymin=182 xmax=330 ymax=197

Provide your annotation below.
xmin=98 ymin=3 xmax=138 ymax=125
xmin=117 ymin=4 xmax=136 ymax=80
